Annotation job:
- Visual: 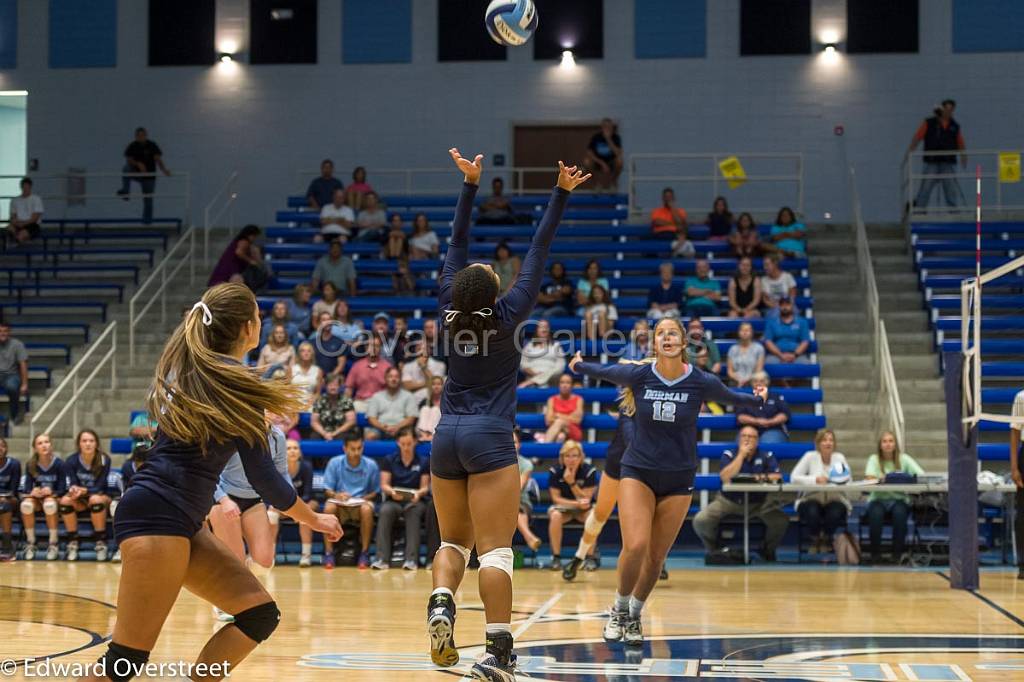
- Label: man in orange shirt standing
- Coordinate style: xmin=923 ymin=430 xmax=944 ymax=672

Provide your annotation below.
xmin=908 ymin=99 xmax=966 ymax=209
xmin=649 ymin=187 xmax=688 ymax=241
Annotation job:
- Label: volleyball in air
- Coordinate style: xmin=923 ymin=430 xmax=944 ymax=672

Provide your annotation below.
xmin=485 ymin=0 xmax=539 ymax=47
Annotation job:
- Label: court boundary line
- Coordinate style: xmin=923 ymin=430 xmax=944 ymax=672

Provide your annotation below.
xmin=513 ymin=592 xmax=563 ymax=639
xmin=935 ymin=570 xmax=1024 ymax=628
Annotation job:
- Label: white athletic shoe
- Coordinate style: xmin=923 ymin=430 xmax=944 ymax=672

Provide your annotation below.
xmin=298 ymin=554 xmax=312 ymax=568
xmin=603 ymin=608 xmax=627 ymax=641
xmin=370 ymin=559 xmax=389 ymax=570
xmin=623 ymin=615 xmax=643 ymax=647
xmin=46 ymin=544 xmax=59 ymax=561
xmin=213 ymin=606 xmax=234 ymax=622
xmin=66 ymin=541 xmax=79 ymax=562
xmin=23 ymin=545 xmax=36 ymax=561
xmin=111 ymin=548 xmax=122 ymax=563
xmin=469 ymin=653 xmax=518 ymax=681
xmin=403 ymin=560 xmax=418 ymax=571
xmin=95 ymin=542 xmax=108 ymax=562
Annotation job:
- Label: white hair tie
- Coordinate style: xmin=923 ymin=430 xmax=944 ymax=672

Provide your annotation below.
xmin=191 ymin=301 xmax=213 ymax=326
xmin=443 ymin=308 xmax=494 ymax=324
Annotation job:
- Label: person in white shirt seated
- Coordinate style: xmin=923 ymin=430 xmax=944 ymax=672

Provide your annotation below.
xmin=318 ymin=188 xmax=355 ymax=242
xmin=791 ymin=429 xmax=852 ymax=553
xmin=7 ymin=177 xmax=44 ymax=245
xmin=290 ymin=341 xmax=323 ymax=409
xmin=401 ymin=343 xmax=446 ymax=404
xmin=416 ymin=375 xmax=444 ymax=441
xmin=518 ymin=319 xmax=566 ymax=388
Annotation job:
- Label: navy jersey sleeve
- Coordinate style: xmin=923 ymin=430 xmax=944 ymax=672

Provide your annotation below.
xmin=235 ymin=438 xmax=299 ymax=511
xmin=582 ymin=465 xmax=598 ymax=488
xmin=52 ymin=460 xmax=67 ymax=496
xmin=88 ymin=457 xmax=112 ymax=495
xmin=299 ymin=460 xmax=314 ymax=502
xmin=1 ymin=460 xmax=21 ymax=496
xmin=438 ymin=183 xmax=480 ymax=309
xmin=501 ymin=187 xmax=571 ymax=325
xmin=575 ymin=361 xmax=647 ymax=389
xmin=701 ymin=371 xmax=764 ymax=409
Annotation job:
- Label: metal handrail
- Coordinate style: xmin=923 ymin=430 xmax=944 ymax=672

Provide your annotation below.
xmin=203 ymin=171 xmax=239 ymax=263
xmin=128 ymin=227 xmax=197 ymax=366
xmin=901 ymin=148 xmax=1023 ymax=220
xmin=29 ymin=321 xmax=118 ymax=442
xmin=851 ymin=166 xmax=906 ymax=449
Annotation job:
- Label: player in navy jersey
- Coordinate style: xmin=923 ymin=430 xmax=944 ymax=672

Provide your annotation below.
xmin=79 ymin=283 xmax=341 ymax=682
xmin=427 ymin=149 xmax=589 ymax=682
xmin=20 ymin=432 xmax=65 ymax=561
xmin=570 ymin=317 xmax=766 ymax=646
xmin=281 ymin=437 xmax=317 ymax=567
xmin=60 ymin=429 xmax=113 ymax=561
xmin=0 ymin=437 xmax=21 ymax=560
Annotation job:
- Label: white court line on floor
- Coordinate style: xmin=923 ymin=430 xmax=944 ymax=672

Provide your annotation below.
xmin=513 ymin=592 xmax=564 ymax=640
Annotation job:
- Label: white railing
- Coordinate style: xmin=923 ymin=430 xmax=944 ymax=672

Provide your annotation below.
xmin=628 ymin=152 xmax=804 ymax=220
xmin=901 ymin=148 xmax=1024 ymax=220
xmin=204 ymin=171 xmax=239 ymax=263
xmin=128 ymin=227 xmax=197 ymax=366
xmin=851 ymin=166 xmax=907 ymax=448
xmin=29 ymin=321 xmax=117 ymax=442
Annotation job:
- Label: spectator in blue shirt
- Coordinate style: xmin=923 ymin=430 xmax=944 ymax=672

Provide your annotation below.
xmin=287 ymin=284 xmax=313 ymax=336
xmin=260 ymin=300 xmax=304 ymax=348
xmin=764 ymin=298 xmax=811 ymax=365
xmin=769 ymin=206 xmax=807 ymax=258
xmin=647 ymin=262 xmax=683 ymax=321
xmin=322 ymin=430 xmax=380 ymax=569
xmin=312 ymin=311 xmax=347 ymax=379
xmin=736 ymin=372 xmax=791 ymax=444
xmin=372 ymin=428 xmax=431 ymax=571
xmin=306 ymin=159 xmax=344 ymax=210
xmin=684 ymin=259 xmax=722 ymax=318
xmin=692 ymin=426 xmax=787 ymax=562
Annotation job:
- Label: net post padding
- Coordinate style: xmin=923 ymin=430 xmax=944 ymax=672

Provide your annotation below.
xmin=945 ymin=351 xmax=979 ymax=590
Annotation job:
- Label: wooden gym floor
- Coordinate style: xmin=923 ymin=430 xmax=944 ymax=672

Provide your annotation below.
xmin=0 ymin=562 xmax=1021 ymax=681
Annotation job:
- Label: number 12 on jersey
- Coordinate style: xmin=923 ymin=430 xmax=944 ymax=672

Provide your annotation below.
xmin=652 ymin=400 xmax=677 ymax=423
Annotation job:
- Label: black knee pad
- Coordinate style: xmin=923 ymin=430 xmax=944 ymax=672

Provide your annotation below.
xmin=58 ymin=504 xmax=75 ymax=516
xmin=101 ymin=641 xmax=150 ymax=682
xmin=232 ymin=600 xmax=281 ymax=643
xmin=90 ymin=502 xmax=107 ymax=513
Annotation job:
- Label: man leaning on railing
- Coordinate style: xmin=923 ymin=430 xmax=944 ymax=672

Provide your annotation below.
xmin=906 ymin=99 xmax=967 ymax=209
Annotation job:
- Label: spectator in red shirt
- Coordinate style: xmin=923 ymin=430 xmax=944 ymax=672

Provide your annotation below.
xmin=649 ymin=187 xmax=687 ymax=241
xmin=908 ymin=99 xmax=966 ymax=209
xmin=345 ymin=336 xmax=392 ymax=412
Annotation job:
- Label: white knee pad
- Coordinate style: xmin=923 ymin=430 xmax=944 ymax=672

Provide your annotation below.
xmin=584 ymin=510 xmax=606 ymax=537
xmin=266 ymin=508 xmax=280 ymax=526
xmin=246 ymin=556 xmax=274 ymax=578
xmin=42 ymin=499 xmax=58 ymax=516
xmin=478 ymin=547 xmax=514 ymax=580
xmin=20 ymin=499 xmax=35 ymax=515
xmin=438 ymin=542 xmax=471 ymax=567
xmin=109 ymin=500 xmax=119 ymax=518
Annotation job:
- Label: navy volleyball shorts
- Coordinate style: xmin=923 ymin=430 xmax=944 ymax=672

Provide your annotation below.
xmin=430 ymin=414 xmax=518 ymax=480
xmin=620 ymin=464 xmax=695 ymax=498
xmin=113 ymin=485 xmax=204 ymax=543
xmin=603 ymin=416 xmax=634 ymax=481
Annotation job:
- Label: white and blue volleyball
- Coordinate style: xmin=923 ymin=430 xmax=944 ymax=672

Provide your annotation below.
xmin=485 ymin=0 xmax=539 ymax=47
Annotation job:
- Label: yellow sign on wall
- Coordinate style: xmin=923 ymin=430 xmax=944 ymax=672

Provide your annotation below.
xmin=999 ymin=152 xmax=1021 ymax=184
xmin=718 ymin=156 xmax=747 ymax=189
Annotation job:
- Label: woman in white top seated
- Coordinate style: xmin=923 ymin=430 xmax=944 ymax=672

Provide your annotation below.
xmin=416 ymin=376 xmax=444 ymax=442
xmin=790 ymin=428 xmax=852 ymax=551
xmin=518 ymin=319 xmax=566 ymax=388
xmin=290 ymin=341 xmax=323 ymax=409
xmin=258 ymin=324 xmax=296 ymax=371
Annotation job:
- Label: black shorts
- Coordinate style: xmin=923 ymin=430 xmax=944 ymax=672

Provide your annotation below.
xmin=113 ymin=485 xmax=204 ymax=543
xmin=430 ymin=414 xmax=517 ymax=480
xmin=620 ymin=464 xmax=695 ymax=499
xmin=228 ymin=494 xmax=264 ymax=514
xmin=604 ymin=416 xmax=634 ymax=481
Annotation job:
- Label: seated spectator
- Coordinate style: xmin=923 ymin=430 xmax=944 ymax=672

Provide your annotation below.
xmin=258 ymin=323 xmax=297 ymax=371
xmin=583 ymin=285 xmax=617 ymax=341
xmin=0 ymin=322 xmax=30 ymax=427
xmin=322 ymin=430 xmax=379 ymax=569
xmin=684 ymin=259 xmax=722 ymax=318
xmin=416 ymin=376 xmax=444 ymax=441
xmin=344 ymin=336 xmax=391 ymax=412
xmin=791 ymin=429 xmax=852 ymax=552
xmin=288 ymin=284 xmax=313 ymax=335
xmin=728 ymin=256 xmax=763 ymax=318
xmin=519 ymin=319 xmax=566 ymax=388
xmin=421 ymin=318 xmax=441 ymax=362
xmin=402 ymin=342 xmax=446 ymax=403
xmin=384 ymin=214 xmax=409 ymax=260
xmin=686 ymin=317 xmax=721 ymax=375
xmin=575 ymin=260 xmax=610 ymax=311
xmin=60 ymin=429 xmax=112 ymax=562
xmin=311 ymin=239 xmax=358 ymax=297
xmin=310 ymin=376 xmax=357 ymax=441
xmin=367 ymin=312 xmax=396 ymax=363
xmin=208 ymin=224 xmax=261 ymax=287
xmin=318 ymin=188 xmax=355 ymax=241
xmin=736 ymin=371 xmax=789 ymax=443
xmin=770 ymin=206 xmax=807 ymax=258
xmin=729 ymin=212 xmax=776 ymax=259
xmin=515 ymin=431 xmax=542 ymax=553
xmin=312 ymin=312 xmax=346 ymax=378
xmin=311 ymin=281 xmax=340 ymax=322
xmin=285 ymin=439 xmax=318 ymax=567
xmin=727 ymin=323 xmax=766 ymax=388
xmin=291 ymin=341 xmax=323 ymax=408
xmin=623 ymin=319 xmax=652 ymax=361
xmin=693 ymin=426 xmax=787 ymax=562
xmin=547 ymin=440 xmax=598 ymax=570
xmin=493 ymin=241 xmax=521 ymax=294
xmin=543 ymin=374 xmax=584 ymax=443
xmin=20 ymin=433 xmax=64 ymax=561
xmin=764 ymin=298 xmax=811 ymax=365
xmin=306 ymin=159 xmax=344 ymax=210
xmin=647 ymin=262 xmax=683 ymax=321
xmin=393 ymin=257 xmax=416 ymax=294
xmin=390 ymin=315 xmax=411 ymax=365
xmin=344 ymin=166 xmax=374 ymax=211
xmin=260 ymin=300 xmax=303 ymax=347
xmin=366 ymin=367 xmax=418 ymax=440
xmin=354 ymin=192 xmax=387 ymax=243
xmin=0 ymin=437 xmax=20 ymax=559
xmin=864 ymin=431 xmax=925 ymax=564
xmin=649 ymin=187 xmax=687 ymax=240
xmin=760 ymin=255 xmax=798 ymax=319
xmin=536 ymin=262 xmax=575 ymax=319
xmin=129 ymin=410 xmax=158 ymax=449
xmin=584 ymin=118 xmax=623 ymax=190
xmin=706 ymin=196 xmax=733 ymax=240
xmin=477 ymin=177 xmax=517 ymax=225
xmin=408 ymin=213 xmax=440 ymax=260
xmin=373 ymin=428 xmax=431 ymax=570
xmin=331 ymin=299 xmax=363 ymax=342
xmin=7 ymin=177 xmax=43 ymax=245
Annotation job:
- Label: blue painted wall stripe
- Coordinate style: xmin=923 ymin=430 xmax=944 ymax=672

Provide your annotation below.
xmin=49 ymin=0 xmax=118 ymax=68
xmin=635 ymin=0 xmax=706 ymax=59
xmin=0 ymin=0 xmax=16 ymax=69
xmin=342 ymin=0 xmax=412 ymax=64
xmin=953 ymin=0 xmax=1024 ymax=53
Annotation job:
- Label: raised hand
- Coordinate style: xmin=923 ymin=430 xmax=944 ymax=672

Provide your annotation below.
xmin=449 ymin=148 xmax=483 ymax=185
xmin=568 ymin=350 xmax=584 ymax=373
xmin=557 ymin=161 xmax=592 ymax=192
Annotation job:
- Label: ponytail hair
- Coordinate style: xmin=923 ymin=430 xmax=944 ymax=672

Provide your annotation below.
xmin=148 ymin=283 xmax=307 ymax=455
xmin=617 ymin=357 xmax=656 ymax=417
xmin=444 ymin=265 xmax=501 ymax=343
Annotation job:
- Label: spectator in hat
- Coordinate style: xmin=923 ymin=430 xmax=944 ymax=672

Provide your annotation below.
xmin=764 ymin=298 xmax=811 ymax=365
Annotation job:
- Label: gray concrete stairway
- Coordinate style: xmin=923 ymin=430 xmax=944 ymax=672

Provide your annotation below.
xmin=810 ymin=223 xmax=947 ymax=473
